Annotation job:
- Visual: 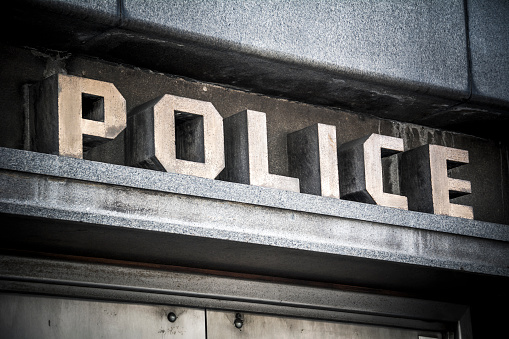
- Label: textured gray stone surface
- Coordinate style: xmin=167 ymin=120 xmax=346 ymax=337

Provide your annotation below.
xmin=1 ymin=148 xmax=507 ymax=336
xmin=1 ymin=2 xmax=508 ymax=336
xmin=124 ymin=0 xmax=468 ymax=94
xmin=1 ymin=147 xmax=506 ymax=242
xmin=414 ymin=0 xmax=509 ymax=142
xmin=1 ymin=147 xmax=507 ymax=244
xmin=468 ymin=0 xmax=509 ymax=104
xmin=1 ymin=149 xmax=509 ymax=294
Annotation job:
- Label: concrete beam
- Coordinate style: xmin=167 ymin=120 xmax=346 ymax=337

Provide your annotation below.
xmin=0 ymin=147 xmax=506 ymax=284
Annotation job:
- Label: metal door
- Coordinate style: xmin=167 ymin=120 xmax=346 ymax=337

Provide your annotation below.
xmin=1 ymin=293 xmax=445 ymax=339
xmin=206 ymin=310 xmax=443 ymax=339
xmin=0 ymin=293 xmax=205 ymax=339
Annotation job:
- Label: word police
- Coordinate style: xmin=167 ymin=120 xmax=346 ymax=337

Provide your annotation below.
xmin=29 ymin=74 xmax=473 ymax=219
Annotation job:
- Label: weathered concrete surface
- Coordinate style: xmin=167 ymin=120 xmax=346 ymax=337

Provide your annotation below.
xmin=0 ymin=147 xmax=507 ymax=279
xmin=122 ymin=0 xmax=468 ymax=91
xmin=1 ymin=2 xmax=508 ymax=337
xmin=1 ymin=146 xmax=507 ymax=336
xmin=417 ymin=0 xmax=509 ymax=144
xmin=468 ymin=0 xmax=509 ymax=105
xmin=0 ymin=46 xmax=508 ymax=224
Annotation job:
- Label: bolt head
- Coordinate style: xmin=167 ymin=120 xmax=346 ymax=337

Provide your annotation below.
xmin=167 ymin=312 xmax=177 ymax=322
xmin=234 ymin=318 xmax=243 ymax=329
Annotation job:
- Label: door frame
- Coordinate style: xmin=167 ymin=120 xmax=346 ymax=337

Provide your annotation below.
xmin=0 ymin=254 xmax=471 ymax=338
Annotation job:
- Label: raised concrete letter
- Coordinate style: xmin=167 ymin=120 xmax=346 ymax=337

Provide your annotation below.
xmin=221 ymin=110 xmax=300 ymax=192
xmin=126 ymin=94 xmax=224 ymax=179
xmin=287 ymin=124 xmax=340 ymax=198
xmin=31 ymin=74 xmax=126 ymax=158
xmin=401 ymin=144 xmax=473 ymax=219
xmin=338 ymin=133 xmax=408 ymax=210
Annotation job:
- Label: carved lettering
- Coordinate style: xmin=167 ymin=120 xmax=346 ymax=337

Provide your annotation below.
xmin=27 ymin=74 xmax=475 ymax=219
xmin=30 ymin=74 xmax=126 ymax=158
xmin=126 ymin=94 xmax=224 ymax=179
xmin=338 ymin=134 xmax=408 ymax=210
xmin=221 ymin=110 xmax=299 ymax=192
xmin=401 ymin=144 xmax=473 ymax=219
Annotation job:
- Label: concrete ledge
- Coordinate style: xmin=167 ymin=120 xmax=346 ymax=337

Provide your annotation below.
xmin=1 ymin=147 xmax=508 ymax=293
xmin=1 ymin=147 xmax=506 ymax=241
